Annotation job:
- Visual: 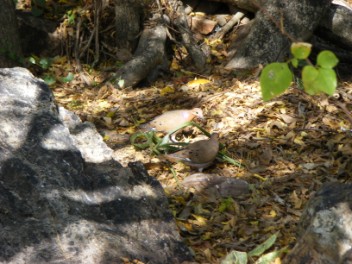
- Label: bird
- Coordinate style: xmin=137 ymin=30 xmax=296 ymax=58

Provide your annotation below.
xmin=140 ymin=108 xmax=204 ymax=134
xmin=163 ymin=133 xmax=219 ymax=172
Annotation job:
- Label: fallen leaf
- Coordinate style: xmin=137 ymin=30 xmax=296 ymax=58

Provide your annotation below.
xmin=187 ymin=78 xmax=211 ymax=87
xmin=160 ymin=86 xmax=175 ymax=96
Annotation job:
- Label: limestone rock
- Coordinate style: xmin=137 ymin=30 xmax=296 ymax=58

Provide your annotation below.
xmin=283 ymin=182 xmax=352 ymax=264
xmin=0 ymin=67 xmax=192 ymax=264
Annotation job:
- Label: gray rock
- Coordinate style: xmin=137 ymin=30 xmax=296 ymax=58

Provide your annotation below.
xmin=0 ymin=68 xmax=192 ymax=264
xmin=283 ymin=182 xmax=352 ymax=264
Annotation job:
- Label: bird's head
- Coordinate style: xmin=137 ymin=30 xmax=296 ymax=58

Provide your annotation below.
xmin=191 ymin=108 xmax=204 ymax=120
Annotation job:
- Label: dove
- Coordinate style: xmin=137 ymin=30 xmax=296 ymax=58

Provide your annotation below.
xmin=164 ymin=133 xmax=219 ymax=172
xmin=140 ymin=108 xmax=204 ymax=134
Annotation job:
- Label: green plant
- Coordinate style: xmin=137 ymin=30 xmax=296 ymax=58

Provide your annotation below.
xmin=221 ymin=232 xmax=288 ymax=264
xmin=260 ymin=42 xmax=339 ymax=101
xmin=28 ymin=56 xmax=53 ymax=70
xmin=130 ymin=122 xmax=242 ymax=167
xmin=27 ymin=56 xmax=57 ymax=85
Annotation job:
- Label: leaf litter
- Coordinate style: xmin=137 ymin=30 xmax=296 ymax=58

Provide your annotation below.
xmin=40 ymin=35 xmax=352 ymax=264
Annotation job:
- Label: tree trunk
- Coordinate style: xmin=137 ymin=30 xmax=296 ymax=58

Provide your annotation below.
xmin=0 ymin=0 xmax=22 ymax=67
xmin=113 ymin=22 xmax=168 ymax=88
xmin=114 ymin=0 xmax=144 ymax=52
xmin=225 ymin=0 xmax=332 ymax=70
xmin=167 ymin=0 xmax=207 ymax=70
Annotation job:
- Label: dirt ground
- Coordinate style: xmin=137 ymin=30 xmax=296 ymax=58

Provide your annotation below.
xmin=50 ymin=60 xmax=352 ymax=262
xmin=42 ymin=1 xmax=352 ymax=263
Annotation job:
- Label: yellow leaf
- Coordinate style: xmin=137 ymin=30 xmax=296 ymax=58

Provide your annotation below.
xmin=293 ymin=131 xmax=307 ymax=145
xmin=125 ymin=127 xmax=136 ymax=134
xmin=194 ymin=12 xmax=206 ymax=17
xmin=170 ymin=59 xmax=180 ymax=70
xmin=187 ymin=78 xmax=211 ymax=87
xmin=201 ymin=232 xmax=212 ymax=240
xmin=222 ymin=218 xmax=236 ymax=232
xmin=211 ymin=49 xmax=224 ymax=60
xmin=206 ymin=38 xmax=222 ymax=47
xmin=191 ymin=214 xmax=208 ymax=226
xmin=106 ymin=111 xmax=116 ymax=118
xmin=203 ymin=248 xmax=212 ymax=262
xmin=293 ymin=135 xmax=305 ymax=146
xmin=269 ymin=210 xmax=277 ymax=217
xmin=160 ymin=86 xmax=175 ymax=96
xmin=250 ymin=220 xmax=259 ymax=225
xmin=173 ymin=196 xmax=186 ymax=204
xmin=290 ymin=190 xmax=303 ymax=209
xmin=97 ymin=100 xmax=112 ymax=110
xmin=274 ymin=257 xmax=282 ymax=264
xmin=176 ymin=220 xmax=193 ymax=232
xmin=252 ymin=174 xmax=267 ymax=181
xmin=210 ymin=109 xmax=223 ymax=116
xmin=53 ymin=56 xmax=67 ymax=64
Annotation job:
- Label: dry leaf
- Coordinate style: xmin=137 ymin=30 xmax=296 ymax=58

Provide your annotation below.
xmin=160 ymin=86 xmax=175 ymax=96
xmin=187 ymin=78 xmax=211 ymax=87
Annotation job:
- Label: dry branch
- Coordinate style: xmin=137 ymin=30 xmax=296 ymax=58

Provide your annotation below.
xmin=114 ymin=23 xmax=168 ymax=88
xmin=168 ymin=0 xmax=207 ymax=70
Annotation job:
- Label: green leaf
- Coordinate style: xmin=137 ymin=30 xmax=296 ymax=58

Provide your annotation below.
xmin=217 ymin=150 xmax=243 ymax=167
xmin=67 ymin=10 xmax=76 ymax=25
xmin=302 ymin=65 xmax=319 ymax=95
xmin=130 ymin=131 xmax=155 ymax=150
xmin=218 ymin=197 xmax=234 ymax=212
xmin=260 ymin=62 xmax=292 ymax=101
xmin=254 ymin=247 xmax=288 ymax=264
xmin=302 ymin=66 xmax=337 ymax=95
xmin=291 ymin=42 xmax=312 ymax=60
xmin=28 ymin=57 xmax=36 ymax=64
xmin=291 ymin=58 xmax=299 ymax=68
xmin=39 ymin=58 xmax=51 ymax=69
xmin=317 ymin=68 xmax=337 ymax=95
xmin=117 ymin=79 xmax=125 ymax=88
xmin=61 ymin=72 xmax=74 ymax=83
xmin=317 ymin=50 xmax=339 ymax=69
xmin=42 ymin=75 xmax=56 ymax=86
xmin=302 ymin=65 xmax=319 ymax=83
xmin=221 ymin=250 xmax=248 ymax=264
xmin=248 ymin=233 xmax=278 ymax=257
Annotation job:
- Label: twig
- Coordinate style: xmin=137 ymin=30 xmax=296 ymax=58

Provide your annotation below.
xmin=294 ymin=127 xmax=337 ymax=133
xmin=212 ymin=12 xmax=245 ymax=40
xmin=75 ymin=16 xmax=83 ymax=71
xmin=334 ymin=100 xmax=352 ymax=126
xmin=93 ymin=0 xmax=102 ymax=67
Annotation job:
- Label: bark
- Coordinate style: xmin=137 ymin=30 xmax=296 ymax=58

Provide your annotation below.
xmin=209 ymin=0 xmax=352 ymax=69
xmin=16 ymin=11 xmax=58 ymax=56
xmin=212 ymin=11 xmax=246 ymax=40
xmin=225 ymin=0 xmax=332 ymax=70
xmin=114 ymin=23 xmax=168 ymax=88
xmin=0 ymin=0 xmax=22 ymax=67
xmin=168 ymin=0 xmax=207 ymax=70
xmin=114 ymin=0 xmax=144 ymax=52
